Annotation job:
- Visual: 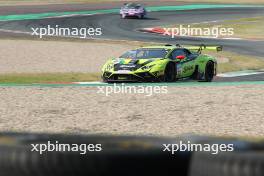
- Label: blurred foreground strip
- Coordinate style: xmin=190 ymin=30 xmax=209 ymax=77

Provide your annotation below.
xmin=0 ymin=132 xmax=263 ymax=176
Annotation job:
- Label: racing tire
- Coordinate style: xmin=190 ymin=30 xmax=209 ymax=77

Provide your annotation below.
xmin=191 ymin=66 xmax=199 ymax=80
xmin=120 ymin=14 xmax=126 ymax=19
xmin=189 ymin=151 xmax=264 ymax=176
xmin=102 ymin=78 xmax=111 ymax=84
xmin=163 ymin=62 xmax=176 ymax=82
xmin=101 ymin=76 xmax=108 ymax=83
xmin=204 ymin=61 xmax=215 ymax=82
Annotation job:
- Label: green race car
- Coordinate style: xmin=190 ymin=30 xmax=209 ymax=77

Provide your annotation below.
xmin=101 ymin=44 xmax=221 ymax=83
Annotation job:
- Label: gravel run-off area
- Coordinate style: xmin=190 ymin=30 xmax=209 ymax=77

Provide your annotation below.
xmin=0 ymin=85 xmax=263 ymax=137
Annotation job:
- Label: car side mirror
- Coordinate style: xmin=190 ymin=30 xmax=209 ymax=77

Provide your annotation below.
xmin=176 ymin=55 xmax=185 ymax=60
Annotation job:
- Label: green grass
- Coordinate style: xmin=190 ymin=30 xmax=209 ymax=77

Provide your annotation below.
xmin=179 ymin=0 xmax=263 ymax=4
xmin=0 ymin=72 xmax=100 ymax=84
xmin=167 ymin=17 xmax=264 ymax=40
xmin=205 ymin=51 xmax=264 ymax=73
xmin=220 ymin=17 xmax=264 ymax=39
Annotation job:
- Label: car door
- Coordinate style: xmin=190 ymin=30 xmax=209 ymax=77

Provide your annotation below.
xmin=180 ymin=49 xmax=196 ymax=78
xmin=168 ymin=49 xmax=184 ymax=78
xmin=169 ymin=49 xmax=196 ymax=78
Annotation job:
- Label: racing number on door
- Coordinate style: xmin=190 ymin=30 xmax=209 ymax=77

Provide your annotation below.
xmin=170 ymin=49 xmax=194 ymax=78
xmin=182 ymin=61 xmax=195 ymax=77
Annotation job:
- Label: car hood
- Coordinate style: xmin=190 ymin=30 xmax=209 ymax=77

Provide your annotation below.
xmin=112 ymin=58 xmax=158 ymax=65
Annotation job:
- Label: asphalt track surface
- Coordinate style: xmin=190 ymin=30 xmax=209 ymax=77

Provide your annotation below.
xmin=0 ymin=3 xmax=264 ymax=82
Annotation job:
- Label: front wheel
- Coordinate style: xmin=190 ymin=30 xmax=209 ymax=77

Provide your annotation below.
xmin=120 ymin=14 xmax=126 ymax=19
xmin=204 ymin=61 xmax=215 ymax=82
xmin=163 ymin=63 xmax=176 ymax=82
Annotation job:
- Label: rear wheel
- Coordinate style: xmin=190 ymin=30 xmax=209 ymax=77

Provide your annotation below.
xmin=204 ymin=61 xmax=215 ymax=82
xmin=163 ymin=63 xmax=176 ymax=82
xmin=139 ymin=14 xmax=144 ymax=19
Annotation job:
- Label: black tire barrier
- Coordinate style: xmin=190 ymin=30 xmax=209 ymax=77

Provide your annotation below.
xmin=1 ymin=133 xmax=264 ymax=176
xmin=0 ymin=133 xmax=190 ymax=176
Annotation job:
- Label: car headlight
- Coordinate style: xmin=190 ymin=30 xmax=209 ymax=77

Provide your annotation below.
xmin=141 ymin=65 xmax=154 ymax=70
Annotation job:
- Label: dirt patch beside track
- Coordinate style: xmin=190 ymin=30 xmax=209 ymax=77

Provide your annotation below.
xmin=0 ymin=39 xmax=134 ymax=73
xmin=0 ymin=85 xmax=263 ymax=137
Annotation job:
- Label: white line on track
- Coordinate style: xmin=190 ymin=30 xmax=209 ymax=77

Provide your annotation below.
xmin=0 ymin=28 xmax=31 ymax=35
xmin=73 ymin=82 xmax=107 ymax=84
xmin=43 ymin=13 xmax=100 ymax=19
xmin=0 ymin=13 xmax=101 ymax=22
xmin=217 ymin=70 xmax=264 ymax=77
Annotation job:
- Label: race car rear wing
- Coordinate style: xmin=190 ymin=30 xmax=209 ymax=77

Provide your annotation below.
xmin=185 ymin=44 xmax=223 ymax=54
xmin=172 ymin=44 xmax=222 ymax=54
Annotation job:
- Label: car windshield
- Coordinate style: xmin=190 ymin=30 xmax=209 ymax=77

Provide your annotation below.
xmin=120 ymin=49 xmax=168 ymax=59
xmin=125 ymin=3 xmax=141 ymax=8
